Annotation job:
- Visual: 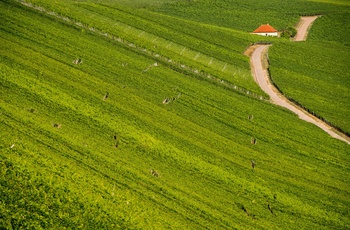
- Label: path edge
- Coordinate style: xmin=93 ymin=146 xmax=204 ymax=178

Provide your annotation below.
xmin=246 ymin=44 xmax=350 ymax=144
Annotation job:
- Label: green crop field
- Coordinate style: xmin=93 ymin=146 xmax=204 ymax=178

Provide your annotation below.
xmin=269 ymin=39 xmax=350 ymax=135
xmin=154 ymin=0 xmax=350 ymax=134
xmin=268 ymin=9 xmax=350 ymax=135
xmin=1 ymin=0 xmax=349 ymax=229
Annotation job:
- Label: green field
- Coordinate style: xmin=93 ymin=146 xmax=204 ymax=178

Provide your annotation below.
xmin=269 ymin=10 xmax=350 ymax=134
xmin=1 ymin=0 xmax=349 ymax=229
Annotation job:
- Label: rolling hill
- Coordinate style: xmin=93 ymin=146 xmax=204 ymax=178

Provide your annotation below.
xmin=1 ymin=0 xmax=349 ymax=229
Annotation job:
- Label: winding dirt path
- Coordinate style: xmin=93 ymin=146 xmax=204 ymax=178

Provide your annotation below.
xmin=249 ymin=17 xmax=350 ymax=144
xmin=294 ymin=16 xmax=319 ymax=41
xmin=19 ymin=2 xmax=349 ymax=144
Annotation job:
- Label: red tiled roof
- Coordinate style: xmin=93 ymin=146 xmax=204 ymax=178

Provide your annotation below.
xmin=253 ymin=24 xmax=278 ymax=33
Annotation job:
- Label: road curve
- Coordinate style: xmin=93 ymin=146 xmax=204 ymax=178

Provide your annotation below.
xmin=294 ymin=16 xmax=319 ymax=41
xmin=250 ymin=45 xmax=350 ymax=144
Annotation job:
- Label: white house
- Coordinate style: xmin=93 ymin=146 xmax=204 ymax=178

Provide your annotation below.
xmin=252 ymin=24 xmax=279 ymax=37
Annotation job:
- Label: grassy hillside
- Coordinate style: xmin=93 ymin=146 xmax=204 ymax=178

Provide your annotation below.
xmin=1 ymin=0 xmax=349 ymax=229
xmin=268 ymin=11 xmax=350 ymax=134
xmin=27 ymin=0 xmax=350 ymax=133
xmin=153 ymin=0 xmax=350 ymax=135
xmin=155 ymin=0 xmax=347 ymax=31
xmin=269 ymin=39 xmax=350 ymax=134
xmin=18 ymin=0 xmax=266 ymax=95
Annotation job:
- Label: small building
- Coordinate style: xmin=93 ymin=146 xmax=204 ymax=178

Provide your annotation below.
xmin=252 ymin=24 xmax=279 ymax=37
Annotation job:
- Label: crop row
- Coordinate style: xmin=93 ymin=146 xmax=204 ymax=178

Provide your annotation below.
xmin=1 ymin=1 xmax=350 ymax=229
xmin=18 ymin=0 xmax=268 ymax=98
xmin=20 ymin=0 xmax=267 ymax=94
xmin=269 ymin=37 xmax=350 ymax=134
xmin=156 ymin=0 xmax=348 ymax=31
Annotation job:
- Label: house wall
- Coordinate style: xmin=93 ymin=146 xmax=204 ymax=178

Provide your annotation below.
xmin=252 ymin=32 xmax=278 ymax=37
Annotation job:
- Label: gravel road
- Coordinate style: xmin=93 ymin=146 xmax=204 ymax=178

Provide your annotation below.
xmin=294 ymin=16 xmax=319 ymax=41
xmin=251 ymin=45 xmax=350 ymax=144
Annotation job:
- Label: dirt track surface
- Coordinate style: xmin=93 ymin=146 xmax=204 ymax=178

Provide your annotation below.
xmin=294 ymin=16 xmax=319 ymax=41
xmin=251 ymin=45 xmax=350 ymax=144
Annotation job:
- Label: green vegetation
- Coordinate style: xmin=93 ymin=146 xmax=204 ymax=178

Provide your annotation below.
xmin=1 ymin=0 xmax=349 ymax=229
xmin=152 ymin=0 xmax=350 ymax=133
xmin=20 ymin=0 xmax=270 ymax=95
xmin=155 ymin=0 xmax=348 ymax=31
xmin=269 ymin=40 xmax=350 ymax=134
xmin=280 ymin=26 xmax=297 ymax=39
xmin=269 ymin=11 xmax=350 ymax=134
xmin=0 ymin=160 xmax=133 ymax=229
xmin=50 ymin=0 xmax=349 ymax=133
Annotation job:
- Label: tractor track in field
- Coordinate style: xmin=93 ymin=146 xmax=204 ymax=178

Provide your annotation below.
xmin=248 ymin=17 xmax=350 ymax=144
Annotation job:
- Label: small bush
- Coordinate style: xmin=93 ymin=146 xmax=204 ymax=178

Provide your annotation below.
xmin=281 ymin=26 xmax=297 ymax=38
